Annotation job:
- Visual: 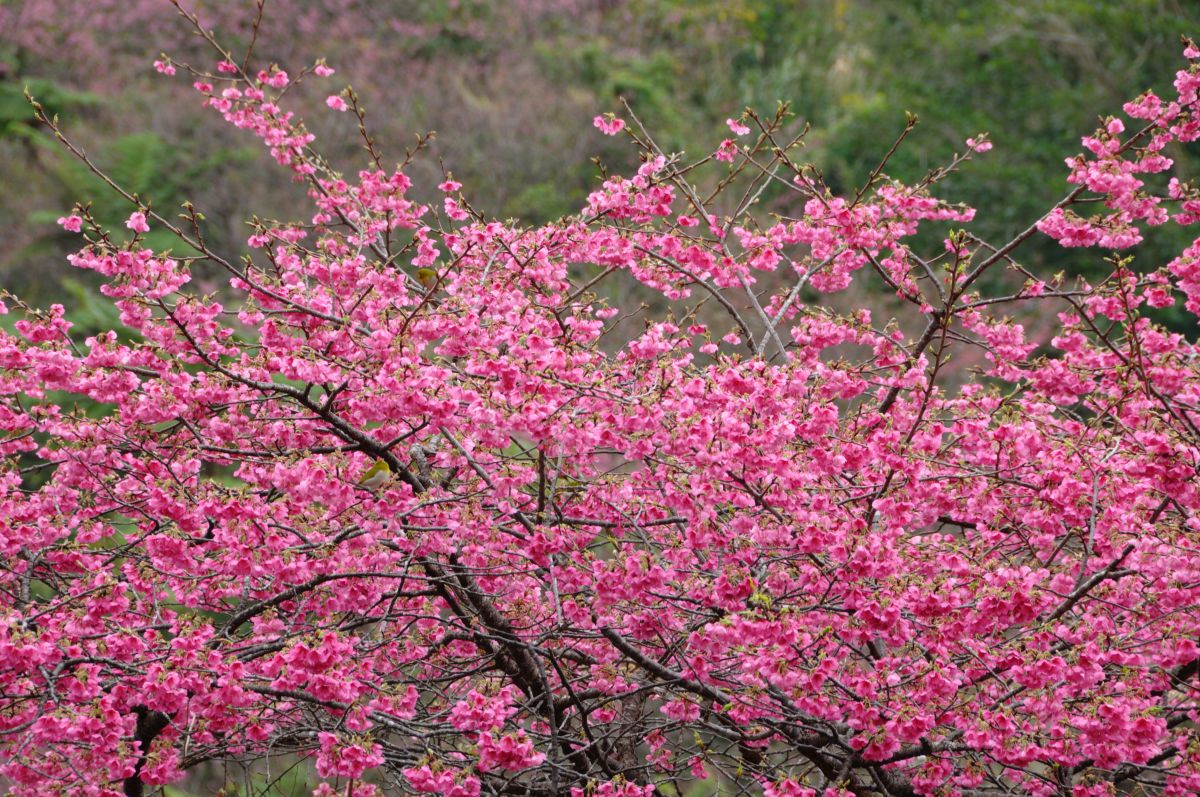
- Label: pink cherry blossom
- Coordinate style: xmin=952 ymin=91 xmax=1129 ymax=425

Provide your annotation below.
xmin=125 ymin=210 xmax=149 ymax=233
xmin=966 ymin=135 xmax=992 ymax=152
xmin=593 ymin=114 xmax=626 ymax=135
xmin=727 ymin=116 xmax=751 ymax=136
xmin=7 ymin=16 xmax=1200 ymax=797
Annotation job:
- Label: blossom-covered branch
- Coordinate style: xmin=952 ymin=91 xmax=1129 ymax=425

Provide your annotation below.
xmin=4 ymin=8 xmax=1200 ymax=797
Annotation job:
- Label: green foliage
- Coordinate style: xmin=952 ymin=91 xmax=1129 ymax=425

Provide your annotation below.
xmin=0 ymin=276 xmax=130 ymax=342
xmin=160 ymin=761 xmax=315 ymax=796
xmin=4 ymin=127 xmax=256 ymax=305
xmin=33 ymin=131 xmax=252 ymax=254
xmin=62 ymin=274 xmax=143 ymax=342
xmin=0 ymin=77 xmax=96 ymax=141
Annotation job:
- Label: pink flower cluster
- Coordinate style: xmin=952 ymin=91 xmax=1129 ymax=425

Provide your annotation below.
xmin=8 ymin=17 xmax=1200 ymax=797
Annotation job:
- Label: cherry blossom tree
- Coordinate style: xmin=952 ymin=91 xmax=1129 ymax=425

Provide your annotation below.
xmin=5 ymin=7 xmax=1200 ymax=797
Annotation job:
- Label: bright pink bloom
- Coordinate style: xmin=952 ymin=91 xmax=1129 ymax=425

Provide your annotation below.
xmin=125 ymin=211 xmax=149 ymax=233
xmin=593 ymin=114 xmax=626 ymax=135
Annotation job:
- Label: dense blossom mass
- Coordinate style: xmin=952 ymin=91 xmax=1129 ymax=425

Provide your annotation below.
xmin=4 ymin=8 xmax=1200 ymax=797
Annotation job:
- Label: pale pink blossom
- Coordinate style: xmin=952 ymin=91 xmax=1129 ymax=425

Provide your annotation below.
xmin=726 ymin=117 xmax=751 ymax=136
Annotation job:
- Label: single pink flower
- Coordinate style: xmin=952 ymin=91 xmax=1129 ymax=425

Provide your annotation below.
xmin=58 ymin=215 xmax=83 ymax=233
xmin=126 ymin=211 xmax=150 ymax=234
xmin=727 ymin=117 xmax=751 ymax=136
